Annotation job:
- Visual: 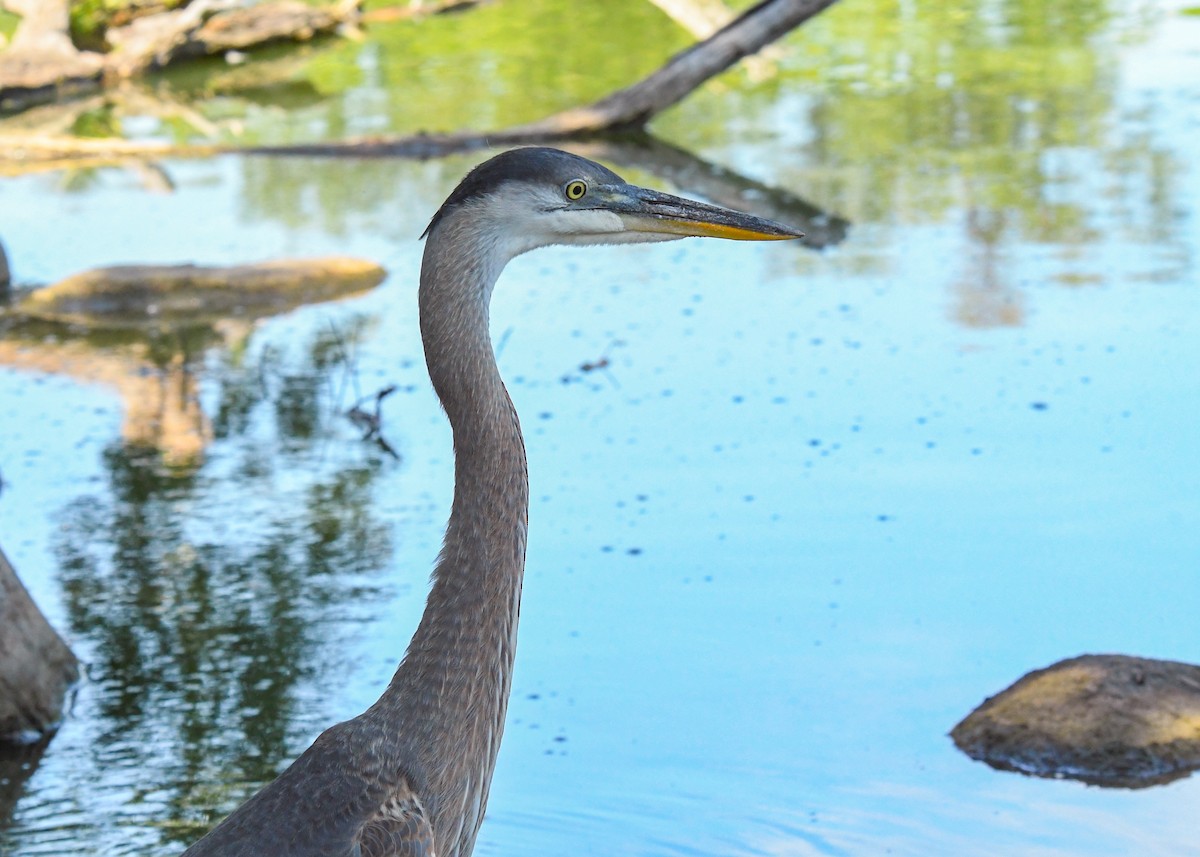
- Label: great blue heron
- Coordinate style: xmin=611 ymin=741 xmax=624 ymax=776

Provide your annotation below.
xmin=182 ymin=147 xmax=801 ymax=857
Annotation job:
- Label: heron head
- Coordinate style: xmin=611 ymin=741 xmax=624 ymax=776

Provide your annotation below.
xmin=422 ymin=147 xmax=803 ymax=259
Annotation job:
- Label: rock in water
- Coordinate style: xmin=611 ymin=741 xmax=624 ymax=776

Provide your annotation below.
xmin=0 ymin=238 xmax=9 ymax=293
xmin=951 ymin=654 xmax=1200 ymax=788
xmin=14 ymin=256 xmax=386 ymax=327
xmin=0 ymin=547 xmax=79 ymax=742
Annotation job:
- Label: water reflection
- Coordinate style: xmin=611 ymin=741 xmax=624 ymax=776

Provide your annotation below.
xmin=99 ymin=0 xmax=1182 ymax=328
xmin=0 ymin=0 xmax=1196 ymax=853
xmin=661 ymin=0 xmax=1183 ymax=309
xmin=38 ymin=321 xmax=396 ymax=850
xmin=5 ymin=0 xmax=1179 ymax=314
xmin=0 ymin=323 xmax=220 ymax=467
xmin=0 ymin=738 xmax=50 ymax=830
xmin=951 ymin=208 xmax=1024 ymax=328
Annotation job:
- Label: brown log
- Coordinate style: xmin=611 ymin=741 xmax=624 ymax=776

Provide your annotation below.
xmin=14 ymin=256 xmax=387 ymax=326
xmin=0 ymin=0 xmax=104 ymax=111
xmin=104 ymin=0 xmax=357 ymax=78
xmin=0 ymin=547 xmax=79 ymax=742
xmin=193 ymin=1 xmax=339 ymax=52
xmin=0 ymin=0 xmax=361 ymax=105
xmin=103 ymin=0 xmax=239 ymax=78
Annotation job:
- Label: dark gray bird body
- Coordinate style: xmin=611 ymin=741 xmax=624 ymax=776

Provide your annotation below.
xmin=181 ymin=148 xmax=800 ymax=857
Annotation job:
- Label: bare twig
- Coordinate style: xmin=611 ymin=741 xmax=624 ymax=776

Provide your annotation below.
xmin=346 ymin=385 xmax=400 ymax=459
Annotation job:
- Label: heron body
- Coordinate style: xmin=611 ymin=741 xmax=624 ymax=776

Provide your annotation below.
xmin=181 ymin=147 xmax=800 ymax=857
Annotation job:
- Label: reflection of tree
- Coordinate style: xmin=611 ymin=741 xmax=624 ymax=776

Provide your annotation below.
xmin=0 ymin=258 xmax=383 ymax=468
xmin=767 ymin=0 xmax=1124 ymax=211
xmin=652 ymin=0 xmax=1181 ymax=298
xmin=234 ymin=154 xmax=432 ymax=238
xmin=215 ymin=0 xmax=1182 ymax=315
xmin=47 ymin=323 xmax=395 ymax=849
xmin=952 ymin=207 xmax=1025 ymax=328
xmin=6 ymin=0 xmax=1180 ymax=283
xmin=0 ymin=737 xmax=51 ymax=831
xmin=0 ymin=323 xmax=220 ymax=468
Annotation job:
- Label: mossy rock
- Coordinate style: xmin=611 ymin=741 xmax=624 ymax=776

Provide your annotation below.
xmin=952 ymin=654 xmax=1200 ymax=788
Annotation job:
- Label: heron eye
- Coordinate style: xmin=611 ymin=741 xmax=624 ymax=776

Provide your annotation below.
xmin=564 ymin=180 xmax=588 ymax=201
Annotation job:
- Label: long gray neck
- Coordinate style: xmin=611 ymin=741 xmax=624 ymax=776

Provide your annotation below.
xmin=375 ymin=216 xmax=528 ymax=854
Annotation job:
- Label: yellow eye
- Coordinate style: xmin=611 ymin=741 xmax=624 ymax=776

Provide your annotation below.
xmin=564 ymin=180 xmax=588 ymax=201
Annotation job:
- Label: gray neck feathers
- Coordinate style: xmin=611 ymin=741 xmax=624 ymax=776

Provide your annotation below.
xmin=379 ymin=213 xmax=529 ymax=855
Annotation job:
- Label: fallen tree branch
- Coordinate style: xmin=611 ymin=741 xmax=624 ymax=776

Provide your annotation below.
xmin=103 ymin=0 xmax=239 ymax=78
xmin=13 ymin=256 xmax=386 ymax=327
xmin=0 ymin=0 xmax=103 ymax=112
xmin=105 ymin=0 xmax=358 ymax=78
xmin=0 ymin=131 xmax=218 ymax=176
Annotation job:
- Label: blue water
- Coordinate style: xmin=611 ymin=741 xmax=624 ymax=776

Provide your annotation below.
xmin=2 ymin=1 xmax=1199 ymax=854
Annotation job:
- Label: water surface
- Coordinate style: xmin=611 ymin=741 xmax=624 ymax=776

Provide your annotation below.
xmin=1 ymin=0 xmax=1199 ymax=854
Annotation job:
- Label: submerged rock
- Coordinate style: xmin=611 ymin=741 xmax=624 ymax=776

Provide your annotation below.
xmin=0 ymin=547 xmax=79 ymax=743
xmin=951 ymin=654 xmax=1200 ymax=788
xmin=13 ymin=256 xmax=386 ymax=327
